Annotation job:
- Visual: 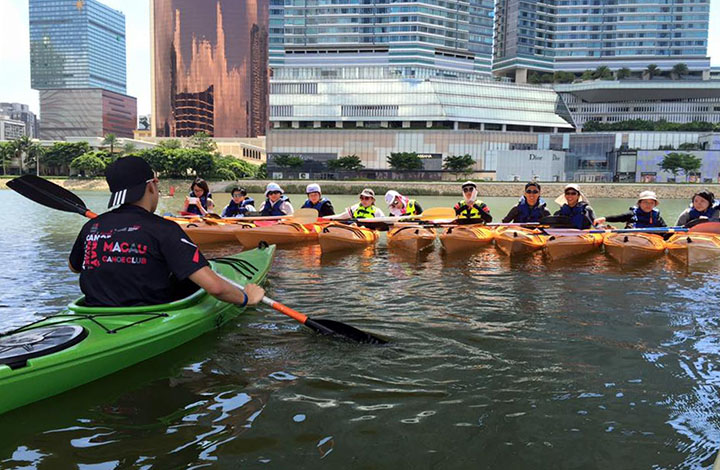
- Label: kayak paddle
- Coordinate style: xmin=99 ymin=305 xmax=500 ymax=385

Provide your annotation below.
xmin=543 ymin=226 xmax=689 ymax=236
xmin=7 ymin=175 xmax=386 ymax=345
xmin=218 ymin=274 xmax=387 ymax=345
xmin=7 ymin=175 xmax=98 ymax=218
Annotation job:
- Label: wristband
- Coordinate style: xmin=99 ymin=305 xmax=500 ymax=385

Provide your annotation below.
xmin=239 ymin=290 xmax=248 ymax=308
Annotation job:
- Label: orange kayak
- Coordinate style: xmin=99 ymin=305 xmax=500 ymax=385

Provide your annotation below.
xmin=167 ymin=217 xmax=254 ymax=246
xmin=494 ymin=227 xmax=547 ymax=257
xmin=545 ymin=232 xmax=604 ymax=261
xmin=387 ymin=224 xmax=436 ymax=253
xmin=603 ymin=233 xmax=665 ymax=264
xmin=439 ymin=225 xmax=494 ymax=254
xmin=234 ymin=222 xmax=318 ymax=249
xmin=318 ymin=223 xmax=378 ymax=254
xmin=666 ymin=233 xmax=720 ymax=267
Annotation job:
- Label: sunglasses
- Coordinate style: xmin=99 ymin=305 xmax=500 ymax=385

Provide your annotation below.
xmin=360 ymin=196 xmax=373 ymax=201
xmin=564 ymin=191 xmax=579 ymax=196
xmin=232 ymin=194 xmax=244 ymax=198
xmin=390 ymin=200 xmax=401 ymax=206
xmin=267 ymin=191 xmax=281 ymax=195
xmin=525 ymin=189 xmax=539 ymax=194
xmin=462 ymin=187 xmax=474 ymax=193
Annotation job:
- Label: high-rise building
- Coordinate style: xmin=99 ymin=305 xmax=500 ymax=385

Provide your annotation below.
xmin=151 ymin=0 xmax=269 ymax=138
xmin=269 ymin=0 xmax=495 ymax=78
xmin=0 ymin=103 xmax=39 ymax=139
xmin=29 ymin=0 xmax=136 ymax=140
xmin=29 ymin=0 xmax=127 ymax=94
xmin=493 ymin=0 xmax=711 ymax=82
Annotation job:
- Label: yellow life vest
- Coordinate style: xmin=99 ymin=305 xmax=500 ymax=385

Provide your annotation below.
xmin=455 ymin=200 xmax=485 ymax=219
xmin=404 ymin=199 xmax=418 ymax=216
xmin=353 ymin=204 xmax=377 ymax=219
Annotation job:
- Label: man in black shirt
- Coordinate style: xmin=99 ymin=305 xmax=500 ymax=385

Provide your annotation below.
xmin=69 ymin=156 xmax=264 ymax=307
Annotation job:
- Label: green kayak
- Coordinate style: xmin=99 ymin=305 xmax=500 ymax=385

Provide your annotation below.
xmin=0 ymin=244 xmax=275 ymax=415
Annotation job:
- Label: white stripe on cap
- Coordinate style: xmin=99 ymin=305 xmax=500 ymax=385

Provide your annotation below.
xmin=118 ymin=189 xmax=127 ymax=205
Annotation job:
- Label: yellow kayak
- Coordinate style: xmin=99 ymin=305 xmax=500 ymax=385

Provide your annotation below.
xmin=234 ymin=222 xmax=318 ymax=249
xmin=439 ymin=225 xmax=494 ymax=254
xmin=666 ymin=233 xmax=720 ymax=267
xmin=603 ymin=233 xmax=665 ymax=265
xmin=545 ymin=232 xmax=604 ymax=261
xmin=387 ymin=224 xmax=436 ymax=253
xmin=494 ymin=227 xmax=548 ymax=257
xmin=167 ymin=217 xmax=253 ymax=247
xmin=318 ymin=222 xmax=378 ymax=254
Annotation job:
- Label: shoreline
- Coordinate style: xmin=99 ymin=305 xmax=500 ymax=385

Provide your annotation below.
xmin=1 ymin=177 xmax=718 ymax=199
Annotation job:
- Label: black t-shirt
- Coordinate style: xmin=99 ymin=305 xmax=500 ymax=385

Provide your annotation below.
xmin=69 ymin=205 xmax=209 ymax=307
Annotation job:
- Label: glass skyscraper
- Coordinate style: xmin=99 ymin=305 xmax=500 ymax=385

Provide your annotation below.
xmin=29 ymin=0 xmax=127 ymax=94
xmin=493 ymin=0 xmax=711 ymax=81
xmin=269 ymin=0 xmax=495 ymax=77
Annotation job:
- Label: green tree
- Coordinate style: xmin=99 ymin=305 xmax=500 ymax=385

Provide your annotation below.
xmin=272 ymin=154 xmax=304 ymax=169
xmin=158 ymin=138 xmax=182 ymax=150
xmin=102 ymin=133 xmax=118 ymax=155
xmin=139 ymin=116 xmax=150 ymax=130
xmin=645 ymin=64 xmax=660 ymax=80
xmin=659 ymin=152 xmax=684 ymax=180
xmin=616 ymin=67 xmax=632 ymax=80
xmin=11 ymin=136 xmax=43 ymax=174
xmin=678 ymin=142 xmax=700 ymax=150
xmin=679 ymin=153 xmax=702 ymax=182
xmin=187 ymin=132 xmax=217 ymax=153
xmin=443 ymin=154 xmax=475 ymax=174
xmin=256 ymin=162 xmax=267 ymax=179
xmin=672 ymin=63 xmax=689 ymax=80
xmin=553 ymin=71 xmax=575 ymax=83
xmin=214 ymin=155 xmax=259 ymax=179
xmin=71 ymin=152 xmax=107 ymax=177
xmin=0 ymin=141 xmax=13 ymax=175
xmin=387 ymin=152 xmax=423 ymax=171
xmin=123 ymin=142 xmax=137 ymax=154
xmin=327 ymin=154 xmax=364 ymax=171
xmin=43 ymin=141 xmax=90 ymax=176
xmin=580 ymin=69 xmax=594 ymax=81
xmin=593 ymin=66 xmax=612 ymax=80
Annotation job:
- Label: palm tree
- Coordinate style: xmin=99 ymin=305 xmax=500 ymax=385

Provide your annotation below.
xmin=593 ymin=65 xmax=612 ymax=80
xmin=102 ymin=133 xmax=118 ymax=155
xmin=12 ymin=136 xmax=32 ymax=174
xmin=616 ymin=67 xmax=631 ymax=80
xmin=122 ymin=142 xmax=137 ymax=154
xmin=672 ymin=63 xmax=689 ymax=80
xmin=645 ymin=64 xmax=660 ymax=80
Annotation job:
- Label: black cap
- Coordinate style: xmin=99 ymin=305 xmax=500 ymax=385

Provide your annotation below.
xmin=694 ymin=190 xmax=715 ymax=206
xmin=106 ymin=156 xmax=154 ymax=208
xmin=525 ymin=181 xmax=541 ymax=191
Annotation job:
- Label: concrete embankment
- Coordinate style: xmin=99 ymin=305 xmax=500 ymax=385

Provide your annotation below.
xmin=2 ymin=177 xmax=719 ymax=199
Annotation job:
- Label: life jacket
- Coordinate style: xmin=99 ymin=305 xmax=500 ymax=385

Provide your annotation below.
xmin=352 ymin=204 xmax=377 ymax=219
xmin=223 ymin=197 xmax=255 ymax=217
xmin=402 ymin=199 xmax=419 ymax=216
xmin=515 ymin=197 xmax=547 ymax=223
xmin=302 ymin=197 xmax=331 ymax=213
xmin=629 ymin=205 xmax=662 ymax=228
xmin=261 ymin=195 xmax=290 ymax=216
xmin=558 ymin=202 xmax=590 ymax=229
xmin=688 ymin=203 xmax=715 ymax=221
xmin=186 ymin=191 xmax=212 ymax=215
xmin=455 ymin=200 xmax=486 ymax=219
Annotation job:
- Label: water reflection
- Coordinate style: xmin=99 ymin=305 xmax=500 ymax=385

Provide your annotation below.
xmin=3 ymin=190 xmax=720 ymax=468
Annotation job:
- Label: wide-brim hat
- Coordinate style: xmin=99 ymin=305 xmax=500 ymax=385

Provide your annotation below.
xmin=554 ymin=183 xmax=588 ymax=206
xmin=265 ymin=182 xmax=284 ymax=197
xmin=306 ymin=183 xmax=321 ymax=194
xmin=106 ymin=156 xmax=154 ymax=208
xmin=384 ymin=190 xmax=401 ymax=205
xmin=461 ymin=181 xmax=477 ymax=189
xmin=637 ymin=190 xmax=658 ymax=204
xmin=359 ymin=188 xmax=375 ymax=199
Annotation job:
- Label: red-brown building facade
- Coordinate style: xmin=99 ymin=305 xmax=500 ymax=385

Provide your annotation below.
xmin=151 ymin=0 xmax=268 ymax=138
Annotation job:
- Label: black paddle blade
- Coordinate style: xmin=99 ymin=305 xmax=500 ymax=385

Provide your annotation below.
xmin=7 ymin=175 xmax=89 ymax=216
xmin=539 ymin=215 xmax=573 ymax=228
xmin=305 ymin=318 xmax=388 ymax=345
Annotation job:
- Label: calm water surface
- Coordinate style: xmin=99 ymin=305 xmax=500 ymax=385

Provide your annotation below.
xmin=1 ymin=189 xmax=720 ymax=469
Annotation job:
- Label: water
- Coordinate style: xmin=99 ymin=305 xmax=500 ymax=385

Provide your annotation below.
xmin=2 ymin=189 xmax=720 ymax=469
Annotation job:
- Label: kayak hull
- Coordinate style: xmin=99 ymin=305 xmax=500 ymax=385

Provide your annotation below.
xmin=545 ymin=233 xmax=604 ymax=261
xmin=666 ymin=233 xmax=720 ymax=267
xmin=439 ymin=225 xmax=494 ymax=254
xmin=166 ymin=217 xmax=254 ymax=246
xmin=234 ymin=222 xmax=318 ymax=248
xmin=318 ymin=223 xmax=378 ymax=253
xmin=494 ymin=227 xmax=547 ymax=257
xmin=603 ymin=233 xmax=665 ymax=265
xmin=387 ymin=225 xmax=436 ymax=253
xmin=0 ymin=245 xmax=275 ymax=416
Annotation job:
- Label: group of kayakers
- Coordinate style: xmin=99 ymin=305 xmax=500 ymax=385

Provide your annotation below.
xmin=184 ymin=178 xmax=720 ymax=230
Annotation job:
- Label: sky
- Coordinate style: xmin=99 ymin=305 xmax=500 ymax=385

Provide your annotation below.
xmin=1 ymin=0 xmax=719 ymax=119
